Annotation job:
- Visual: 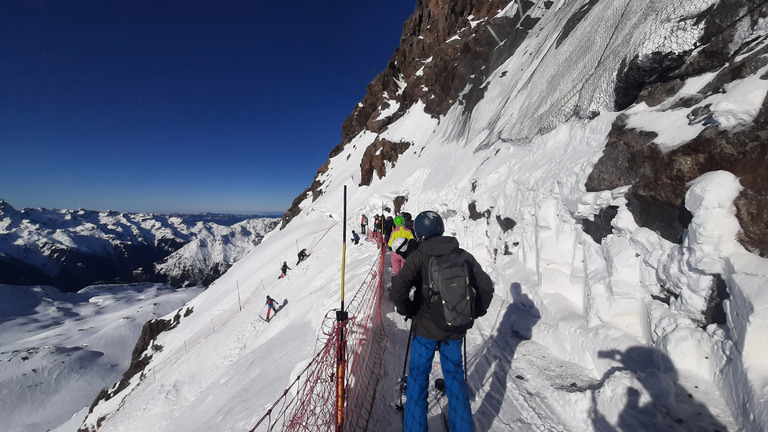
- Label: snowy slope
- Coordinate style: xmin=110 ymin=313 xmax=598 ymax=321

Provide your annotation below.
xmin=75 ymin=1 xmax=768 ymax=431
xmin=0 ymin=283 xmax=202 ymax=432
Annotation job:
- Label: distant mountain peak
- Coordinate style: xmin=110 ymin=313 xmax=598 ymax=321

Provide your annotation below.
xmin=0 ymin=206 xmax=279 ymax=291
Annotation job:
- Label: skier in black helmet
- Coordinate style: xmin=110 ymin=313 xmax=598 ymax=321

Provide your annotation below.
xmin=389 ymin=210 xmax=494 ymax=432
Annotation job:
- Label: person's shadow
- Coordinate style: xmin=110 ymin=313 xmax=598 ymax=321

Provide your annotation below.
xmin=468 ymin=282 xmax=540 ymax=432
xmin=591 ymin=346 xmax=728 ymax=431
xmin=276 ymin=299 xmax=288 ymax=313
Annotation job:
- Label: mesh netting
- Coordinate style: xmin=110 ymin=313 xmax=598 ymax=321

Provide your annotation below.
xmin=251 ymin=233 xmax=388 ymax=431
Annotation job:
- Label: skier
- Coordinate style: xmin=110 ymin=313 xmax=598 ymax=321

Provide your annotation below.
xmin=373 ymin=214 xmax=381 ymax=233
xmin=383 ymin=215 xmax=394 ymax=244
xmin=402 ymin=211 xmax=414 ymax=230
xmin=361 ymin=214 xmax=368 ymax=234
xmin=387 ymin=215 xmax=414 ymax=275
xmin=297 ymin=248 xmax=308 ymax=265
xmin=351 ymin=230 xmax=360 ymax=245
xmin=265 ymin=295 xmax=278 ymax=321
xmin=389 ymin=211 xmax=494 ymax=432
xmin=279 ymin=261 xmax=291 ymax=279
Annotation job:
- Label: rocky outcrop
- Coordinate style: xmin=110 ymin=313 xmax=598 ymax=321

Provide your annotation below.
xmin=586 ymin=2 xmax=768 ymax=255
xmin=283 ymin=0 xmax=545 ymax=227
xmin=359 ymin=138 xmax=413 ymax=186
xmin=80 ymin=307 xmax=191 ymax=432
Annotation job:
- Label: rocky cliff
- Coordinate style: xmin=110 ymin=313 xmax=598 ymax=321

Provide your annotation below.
xmin=282 ymin=0 xmax=767 ymax=262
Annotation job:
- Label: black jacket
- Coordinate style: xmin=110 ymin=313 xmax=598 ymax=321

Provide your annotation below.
xmin=389 ymin=236 xmax=494 ymax=341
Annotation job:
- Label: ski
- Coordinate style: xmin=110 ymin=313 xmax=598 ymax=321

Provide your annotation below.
xmin=394 ymin=374 xmax=407 ymax=412
xmin=395 ymin=322 xmax=414 ymax=412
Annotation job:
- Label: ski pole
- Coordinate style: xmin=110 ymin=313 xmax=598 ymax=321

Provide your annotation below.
xmin=463 ymin=335 xmax=467 ymax=383
xmin=397 ymin=320 xmax=415 ymax=410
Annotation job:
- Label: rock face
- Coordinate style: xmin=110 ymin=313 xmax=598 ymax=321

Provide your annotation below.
xmin=282 ymin=0 xmax=768 ymax=257
xmin=282 ymin=0 xmax=540 ymax=227
xmin=586 ymin=0 xmax=768 ymax=256
xmin=359 ymin=138 xmax=412 ymax=186
xmin=0 ymin=201 xmax=278 ymax=291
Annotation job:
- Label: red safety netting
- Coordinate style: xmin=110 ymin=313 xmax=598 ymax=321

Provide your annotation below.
xmin=251 ymin=233 xmax=387 ymax=431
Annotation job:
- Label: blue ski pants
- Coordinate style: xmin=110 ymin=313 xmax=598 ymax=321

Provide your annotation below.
xmin=404 ymin=334 xmax=473 ymax=432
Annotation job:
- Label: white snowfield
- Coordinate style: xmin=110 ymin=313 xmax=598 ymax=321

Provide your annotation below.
xmin=8 ymin=0 xmax=767 ymax=431
xmin=0 ymin=284 xmax=202 ymax=432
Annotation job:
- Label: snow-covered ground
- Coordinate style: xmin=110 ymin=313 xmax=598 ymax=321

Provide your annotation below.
xmin=76 ymin=105 xmax=766 ymax=430
xmin=8 ymin=1 xmax=768 ymax=431
xmin=0 ymin=283 xmax=202 ymax=432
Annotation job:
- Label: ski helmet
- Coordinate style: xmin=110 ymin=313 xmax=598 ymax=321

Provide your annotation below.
xmin=391 ymin=237 xmax=407 ymax=253
xmin=414 ymin=211 xmax=444 ymax=241
xmin=394 ymin=215 xmax=405 ymax=226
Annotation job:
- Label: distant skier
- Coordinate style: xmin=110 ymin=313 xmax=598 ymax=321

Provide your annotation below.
xmin=351 ymin=230 xmax=360 ymax=245
xmin=279 ymin=261 xmax=291 ymax=279
xmin=401 ymin=211 xmax=413 ymax=230
xmin=361 ymin=214 xmax=368 ymax=234
xmin=383 ymin=216 xmax=394 ymax=244
xmin=265 ymin=295 xmax=278 ymax=321
xmin=373 ymin=214 xmax=381 ymax=233
xmin=297 ymin=248 xmax=308 ymax=265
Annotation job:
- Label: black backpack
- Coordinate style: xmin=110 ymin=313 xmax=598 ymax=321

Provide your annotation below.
xmin=427 ymin=251 xmax=475 ymax=332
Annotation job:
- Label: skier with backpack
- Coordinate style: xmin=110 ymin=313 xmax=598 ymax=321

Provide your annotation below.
xmin=389 ymin=210 xmax=494 ymax=432
xmin=279 ymin=261 xmax=291 ymax=279
xmin=297 ymin=248 xmax=309 ymax=265
xmin=265 ymin=295 xmax=278 ymax=321
xmin=388 ymin=215 xmax=414 ymax=275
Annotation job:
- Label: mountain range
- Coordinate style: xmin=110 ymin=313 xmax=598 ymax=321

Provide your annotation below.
xmin=0 ymin=199 xmax=278 ymax=292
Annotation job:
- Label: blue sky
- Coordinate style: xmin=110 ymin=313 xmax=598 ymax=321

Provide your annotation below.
xmin=0 ymin=1 xmax=415 ymax=215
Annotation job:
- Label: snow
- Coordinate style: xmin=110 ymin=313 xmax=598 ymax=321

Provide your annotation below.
xmin=414 ymin=57 xmax=433 ymax=77
xmin=626 ymin=64 xmax=768 ymax=152
xmin=6 ymin=1 xmax=768 ymax=431
xmin=0 ymin=283 xmax=202 ymax=432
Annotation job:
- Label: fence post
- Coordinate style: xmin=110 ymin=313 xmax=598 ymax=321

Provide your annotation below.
xmin=237 ymin=281 xmax=243 ymax=311
xmin=336 ymin=185 xmax=349 ymax=431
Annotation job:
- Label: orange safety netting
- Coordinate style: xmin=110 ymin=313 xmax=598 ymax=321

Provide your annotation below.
xmin=251 ymin=233 xmax=388 ymax=431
